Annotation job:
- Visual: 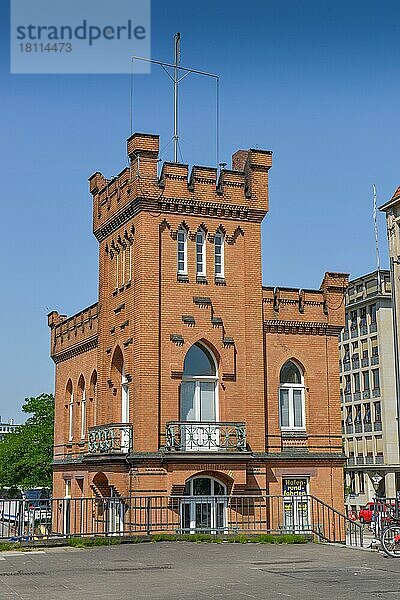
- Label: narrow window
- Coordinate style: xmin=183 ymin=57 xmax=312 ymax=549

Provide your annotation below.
xmin=121 ymin=247 xmax=126 ymax=285
xmin=128 ymin=244 xmax=132 ymax=282
xmin=214 ymin=230 xmax=224 ymax=278
xmin=196 ymin=229 xmax=206 ymax=276
xmin=115 ymin=252 xmax=119 ymax=289
xmin=177 ymin=228 xmax=187 ymax=275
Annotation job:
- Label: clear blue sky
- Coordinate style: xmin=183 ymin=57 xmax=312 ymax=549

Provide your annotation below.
xmin=1 ymin=0 xmax=400 ymax=421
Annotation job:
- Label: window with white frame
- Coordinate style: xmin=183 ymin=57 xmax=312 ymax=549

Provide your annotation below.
xmin=66 ymin=379 xmax=74 ymax=442
xmin=214 ymin=230 xmax=224 ymax=278
xmin=79 ymin=377 xmax=86 ymax=440
xmin=196 ymin=229 xmax=206 ymax=276
xmin=177 ymin=228 xmax=187 ymax=275
xmin=279 ymin=361 xmax=305 ymax=430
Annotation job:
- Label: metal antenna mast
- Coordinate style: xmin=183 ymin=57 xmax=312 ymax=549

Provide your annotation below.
xmin=130 ymin=34 xmax=220 ymax=167
xmin=373 ymin=184 xmax=382 ymax=290
xmin=173 ymin=33 xmax=181 ymax=163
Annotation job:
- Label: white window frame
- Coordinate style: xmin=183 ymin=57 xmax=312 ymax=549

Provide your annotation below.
xmin=196 ymin=229 xmax=206 ymax=277
xmin=181 ymin=343 xmax=219 ymax=423
xmin=80 ymin=386 xmax=86 ymax=440
xmin=279 ymin=363 xmax=306 ymax=431
xmin=214 ymin=230 xmax=224 ymax=278
xmin=177 ymin=228 xmax=188 ymax=276
xmin=68 ymin=392 xmax=74 ymax=442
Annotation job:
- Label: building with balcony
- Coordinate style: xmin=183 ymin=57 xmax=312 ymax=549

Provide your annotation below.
xmin=48 ymin=132 xmax=348 ymax=533
xmin=0 ymin=418 xmax=18 ymax=441
xmin=339 ymin=270 xmax=399 ymax=510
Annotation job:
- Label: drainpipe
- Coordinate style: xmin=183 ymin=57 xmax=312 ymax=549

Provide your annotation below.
xmin=389 ymin=256 xmax=400 ymax=467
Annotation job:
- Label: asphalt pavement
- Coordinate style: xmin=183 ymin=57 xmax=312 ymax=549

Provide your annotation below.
xmin=0 ymin=541 xmax=399 ymax=599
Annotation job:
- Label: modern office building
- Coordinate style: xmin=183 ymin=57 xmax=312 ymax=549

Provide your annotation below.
xmin=339 ymin=270 xmax=399 ymax=510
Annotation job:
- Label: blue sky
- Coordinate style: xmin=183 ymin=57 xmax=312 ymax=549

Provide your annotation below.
xmin=1 ymin=0 xmax=400 ymax=420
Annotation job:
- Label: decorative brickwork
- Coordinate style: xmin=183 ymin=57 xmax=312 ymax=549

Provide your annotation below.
xmin=50 ymin=132 xmax=348 ymax=517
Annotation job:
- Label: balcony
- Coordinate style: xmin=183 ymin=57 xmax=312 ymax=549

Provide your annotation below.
xmin=346 ymin=424 xmax=354 ymax=434
xmin=165 ymin=421 xmax=247 ymax=452
xmin=374 ymin=421 xmax=382 ymax=432
xmin=350 ymin=327 xmax=358 ymax=339
xmin=360 ymin=324 xmax=368 ymax=336
xmin=347 ymin=456 xmax=355 ymax=466
xmin=373 ymin=388 xmax=381 ymax=398
xmin=352 ymin=359 xmax=360 ymax=369
xmin=343 ymin=362 xmax=351 ymax=372
xmin=345 ymin=393 xmax=352 ymax=403
xmin=354 ymin=423 xmax=363 ymax=433
xmin=356 ymin=456 xmax=364 ymax=465
xmin=364 ymin=422 xmax=372 ymax=432
xmin=371 ymin=355 xmax=379 ymax=365
xmin=370 ymin=322 xmax=377 ymax=333
xmin=375 ymin=455 xmax=384 ymax=464
xmin=88 ymin=424 xmax=133 ymax=454
xmin=361 ymin=357 xmax=369 ymax=367
xmin=354 ymin=391 xmax=361 ymax=401
xmin=363 ymin=390 xmax=371 ymax=399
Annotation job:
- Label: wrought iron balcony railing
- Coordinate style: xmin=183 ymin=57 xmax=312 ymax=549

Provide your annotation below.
xmin=165 ymin=421 xmax=246 ymax=452
xmin=88 ymin=423 xmax=133 ymax=454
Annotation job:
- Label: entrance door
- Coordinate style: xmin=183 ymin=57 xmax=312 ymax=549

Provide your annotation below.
xmin=282 ymin=478 xmax=310 ymax=532
xmin=107 ymin=491 xmax=124 ymax=536
xmin=180 ymin=477 xmax=227 ymax=533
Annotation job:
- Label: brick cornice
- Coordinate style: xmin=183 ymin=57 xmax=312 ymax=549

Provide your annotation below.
xmin=94 ymin=196 xmax=267 ymax=241
xmin=264 ymin=320 xmax=343 ymax=336
xmin=52 ymin=335 xmax=98 ymax=364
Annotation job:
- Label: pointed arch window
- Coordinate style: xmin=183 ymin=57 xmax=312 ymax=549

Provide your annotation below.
xmin=66 ymin=380 xmax=74 ymax=442
xmin=78 ymin=375 xmax=86 ymax=440
xmin=279 ymin=361 xmax=305 ymax=430
xmin=196 ymin=229 xmax=206 ymax=277
xmin=177 ymin=228 xmax=188 ymax=276
xmin=214 ymin=230 xmax=224 ymax=278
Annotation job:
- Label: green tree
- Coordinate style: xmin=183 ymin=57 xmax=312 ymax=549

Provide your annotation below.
xmin=0 ymin=393 xmax=54 ymax=490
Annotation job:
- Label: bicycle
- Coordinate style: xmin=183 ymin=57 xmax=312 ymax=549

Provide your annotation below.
xmin=381 ymin=520 xmax=400 ymax=558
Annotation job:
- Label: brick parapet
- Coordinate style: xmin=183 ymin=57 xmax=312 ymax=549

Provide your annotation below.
xmin=48 ymin=303 xmax=99 ymax=360
xmin=90 ymin=133 xmax=272 ymax=238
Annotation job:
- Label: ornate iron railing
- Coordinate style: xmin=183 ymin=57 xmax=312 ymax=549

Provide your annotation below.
xmin=165 ymin=421 xmax=247 ymax=452
xmin=88 ymin=424 xmax=133 ymax=454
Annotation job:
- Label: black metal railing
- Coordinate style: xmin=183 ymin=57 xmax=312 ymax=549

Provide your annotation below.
xmin=165 ymin=422 xmax=247 ymax=452
xmin=88 ymin=424 xmax=133 ymax=454
xmin=0 ymin=494 xmax=363 ymax=547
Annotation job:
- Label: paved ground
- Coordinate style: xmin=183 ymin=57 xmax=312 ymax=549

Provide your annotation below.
xmin=0 ymin=542 xmax=400 ymax=599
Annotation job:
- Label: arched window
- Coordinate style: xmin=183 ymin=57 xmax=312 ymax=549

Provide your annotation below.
xmin=78 ymin=375 xmax=86 ymax=440
xmin=279 ymin=361 xmax=305 ymax=430
xmin=214 ymin=230 xmax=224 ymax=278
xmin=89 ymin=370 xmax=98 ymax=426
xmin=181 ymin=343 xmax=218 ymax=423
xmin=66 ymin=379 xmax=73 ymax=442
xmin=196 ymin=228 xmax=206 ymax=277
xmin=177 ymin=227 xmax=187 ymax=276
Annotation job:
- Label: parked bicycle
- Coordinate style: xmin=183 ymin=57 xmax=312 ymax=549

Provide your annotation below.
xmin=381 ymin=520 xmax=400 ymax=558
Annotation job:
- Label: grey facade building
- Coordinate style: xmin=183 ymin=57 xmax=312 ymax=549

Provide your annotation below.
xmin=339 ymin=270 xmax=399 ymax=510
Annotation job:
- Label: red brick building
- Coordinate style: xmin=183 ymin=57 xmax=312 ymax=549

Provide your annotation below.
xmin=48 ymin=132 xmax=348 ymax=533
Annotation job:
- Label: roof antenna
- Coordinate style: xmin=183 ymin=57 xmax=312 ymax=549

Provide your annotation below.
xmin=131 ymin=35 xmax=220 ymax=167
xmin=373 ymin=184 xmax=382 ymax=291
xmin=173 ymin=33 xmax=181 ymax=163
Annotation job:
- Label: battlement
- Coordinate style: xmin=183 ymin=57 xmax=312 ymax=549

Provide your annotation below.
xmin=48 ymin=303 xmax=99 ymax=361
xmin=263 ymin=272 xmax=349 ymax=329
xmin=90 ymin=132 xmax=273 ymax=239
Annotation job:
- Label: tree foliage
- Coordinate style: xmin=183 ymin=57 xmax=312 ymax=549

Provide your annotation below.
xmin=0 ymin=394 xmax=54 ymax=490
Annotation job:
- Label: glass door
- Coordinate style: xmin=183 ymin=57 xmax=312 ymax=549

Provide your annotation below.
xmin=180 ymin=477 xmax=227 ymax=533
xmin=282 ymin=478 xmax=310 ymax=532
